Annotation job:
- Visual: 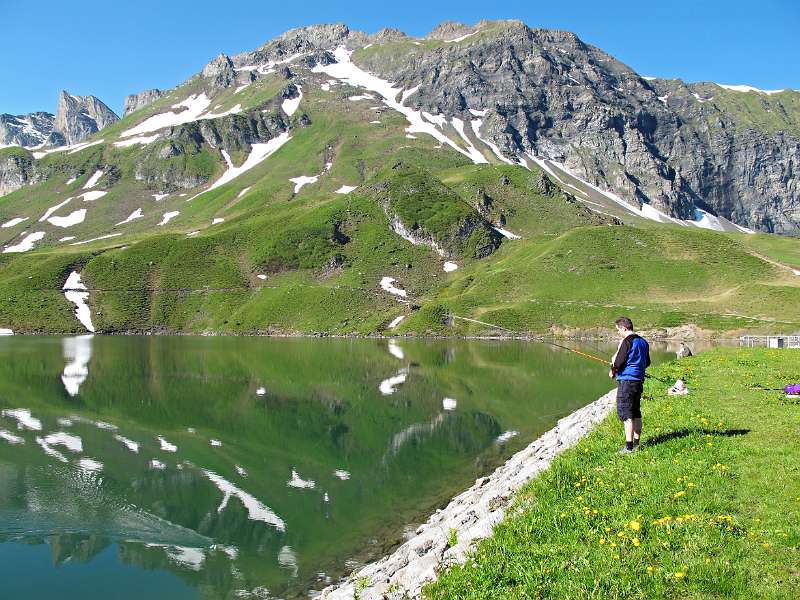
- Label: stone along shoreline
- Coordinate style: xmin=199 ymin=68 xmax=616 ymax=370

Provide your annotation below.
xmin=319 ymin=389 xmax=618 ymax=599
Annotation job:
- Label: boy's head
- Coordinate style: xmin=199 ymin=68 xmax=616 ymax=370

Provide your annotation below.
xmin=614 ymin=316 xmax=634 ymax=336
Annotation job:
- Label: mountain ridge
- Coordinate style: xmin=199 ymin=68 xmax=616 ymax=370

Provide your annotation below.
xmin=0 ymin=19 xmax=798 ymax=338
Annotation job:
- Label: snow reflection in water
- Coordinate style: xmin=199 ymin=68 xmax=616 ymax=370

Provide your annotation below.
xmin=61 ymin=335 xmax=93 ymax=396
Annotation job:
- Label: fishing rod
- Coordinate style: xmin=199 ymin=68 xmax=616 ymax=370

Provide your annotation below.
xmin=449 ymin=314 xmax=610 ymax=365
xmin=449 ymin=313 xmax=669 ymax=381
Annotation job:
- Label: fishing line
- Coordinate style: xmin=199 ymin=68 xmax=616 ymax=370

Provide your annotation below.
xmin=449 ymin=314 xmax=670 ymax=382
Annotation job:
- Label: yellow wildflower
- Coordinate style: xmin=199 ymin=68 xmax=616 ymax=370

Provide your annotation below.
xmin=674 ymin=571 xmax=685 ymax=579
xmin=629 ymin=520 xmax=641 ymax=531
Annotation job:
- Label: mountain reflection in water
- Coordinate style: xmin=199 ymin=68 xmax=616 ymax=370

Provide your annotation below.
xmin=0 ymin=336 xmax=673 ymax=599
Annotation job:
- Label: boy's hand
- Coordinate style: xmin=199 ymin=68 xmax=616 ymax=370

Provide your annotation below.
xmin=608 ymin=368 xmax=616 ymax=379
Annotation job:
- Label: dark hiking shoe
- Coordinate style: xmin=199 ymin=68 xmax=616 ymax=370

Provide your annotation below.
xmin=618 ymin=446 xmax=636 ymax=455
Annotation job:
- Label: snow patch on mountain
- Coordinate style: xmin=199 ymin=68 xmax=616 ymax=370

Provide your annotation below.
xmin=191 ymin=132 xmax=291 ymax=200
xmin=312 ymin=46 xmax=488 ymax=164
xmin=282 ymin=85 xmax=303 ymax=116
xmin=289 ymin=175 xmax=318 ymax=193
xmin=2 ymin=217 xmax=29 ymax=228
xmin=470 ymin=119 xmax=514 ymax=164
xmin=380 ymin=277 xmax=407 ymax=298
xmin=48 ymin=209 xmax=87 ymax=228
xmin=116 ymin=208 xmax=143 ymax=226
xmin=81 ymin=191 xmax=108 ymax=201
xmin=40 ymin=199 xmax=73 ymax=221
xmin=83 ymin=170 xmax=103 ymax=189
xmin=716 ymin=84 xmax=786 ymax=94
xmin=121 ymin=94 xmax=212 ymax=137
xmin=158 ymin=211 xmax=180 ymax=226
xmin=69 ymin=233 xmax=122 ymax=246
xmin=113 ymin=134 xmax=159 ymax=147
xmin=63 ymin=271 xmax=95 ymax=332
xmin=4 ymin=231 xmax=46 ymax=253
xmin=32 ymin=139 xmax=105 ymax=159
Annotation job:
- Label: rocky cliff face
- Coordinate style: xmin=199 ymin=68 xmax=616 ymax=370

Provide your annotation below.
xmin=350 ymin=20 xmax=798 ymax=234
xmin=0 ymin=149 xmax=36 ymax=195
xmin=53 ymin=91 xmax=120 ymax=146
xmin=123 ymin=89 xmax=164 ymax=116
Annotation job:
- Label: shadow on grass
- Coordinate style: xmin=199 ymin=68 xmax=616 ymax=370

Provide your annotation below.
xmin=645 ymin=428 xmax=751 ymax=447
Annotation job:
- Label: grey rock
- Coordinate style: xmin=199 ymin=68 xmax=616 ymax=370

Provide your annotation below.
xmin=0 ymin=112 xmax=54 ymax=148
xmin=201 ymin=54 xmax=236 ymax=89
xmin=53 ymin=91 xmax=120 ymax=146
xmin=424 ymin=21 xmax=475 ymax=40
xmin=123 ymin=89 xmax=164 ymax=116
xmin=232 ymin=24 xmax=366 ymax=70
xmin=0 ymin=149 xmax=35 ymax=195
xmin=369 ymin=28 xmax=408 ymax=43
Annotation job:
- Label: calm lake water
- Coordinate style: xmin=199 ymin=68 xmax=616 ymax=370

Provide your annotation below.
xmin=0 ymin=336 xmax=674 ymax=599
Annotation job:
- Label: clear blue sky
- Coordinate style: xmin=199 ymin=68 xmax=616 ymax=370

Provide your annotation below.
xmin=1 ymin=0 xmax=798 ymax=116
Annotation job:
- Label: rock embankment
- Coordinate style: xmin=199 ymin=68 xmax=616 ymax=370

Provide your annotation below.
xmin=320 ymin=389 xmax=616 ymax=599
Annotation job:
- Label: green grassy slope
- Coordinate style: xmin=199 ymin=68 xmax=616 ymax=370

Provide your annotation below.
xmin=425 ymin=348 xmax=800 ymax=599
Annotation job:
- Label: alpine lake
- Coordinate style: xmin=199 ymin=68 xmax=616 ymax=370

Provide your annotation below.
xmin=0 ymin=335 xmax=681 ymax=599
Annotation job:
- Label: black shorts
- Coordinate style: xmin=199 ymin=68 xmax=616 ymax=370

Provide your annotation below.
xmin=617 ymin=380 xmax=643 ymax=420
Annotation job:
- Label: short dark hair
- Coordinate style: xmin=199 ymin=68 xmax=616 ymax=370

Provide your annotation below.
xmin=614 ymin=316 xmax=634 ymax=330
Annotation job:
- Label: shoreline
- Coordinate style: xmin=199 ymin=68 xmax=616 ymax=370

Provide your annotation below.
xmin=0 ymin=329 xmax=747 ymax=342
xmin=318 ymin=389 xmax=618 ymax=599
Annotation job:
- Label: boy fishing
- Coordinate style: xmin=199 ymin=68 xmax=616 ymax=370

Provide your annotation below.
xmin=609 ymin=317 xmax=651 ymax=454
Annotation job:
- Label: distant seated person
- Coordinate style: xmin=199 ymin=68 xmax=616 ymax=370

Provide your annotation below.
xmin=676 ymin=342 xmax=693 ymax=359
xmin=668 ymin=379 xmax=689 ymax=396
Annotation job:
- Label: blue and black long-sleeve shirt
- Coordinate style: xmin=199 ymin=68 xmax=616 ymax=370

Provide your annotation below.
xmin=612 ymin=334 xmax=651 ymax=381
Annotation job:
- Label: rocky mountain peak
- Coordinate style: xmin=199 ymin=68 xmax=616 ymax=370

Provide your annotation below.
xmin=0 ymin=111 xmax=55 ymax=148
xmin=275 ymin=23 xmax=351 ymax=47
xmin=201 ymin=54 xmax=236 ymax=89
xmin=369 ymin=28 xmax=408 ymax=43
xmin=53 ymin=91 xmax=119 ymax=146
xmin=424 ymin=21 xmax=475 ymax=40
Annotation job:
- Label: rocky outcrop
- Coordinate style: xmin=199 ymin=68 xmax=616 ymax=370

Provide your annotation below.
xmin=424 ymin=21 xmax=475 ymax=40
xmin=0 ymin=112 xmax=54 ymax=148
xmin=53 ymin=91 xmax=119 ymax=146
xmin=201 ymin=54 xmax=236 ymax=89
xmin=320 ymin=389 xmax=617 ymax=599
xmin=133 ymin=109 xmax=291 ymax=191
xmin=232 ymin=23 xmax=363 ymax=70
xmin=0 ymin=148 xmax=36 ymax=195
xmin=369 ymin=28 xmax=408 ymax=43
xmin=123 ymin=89 xmax=164 ymax=116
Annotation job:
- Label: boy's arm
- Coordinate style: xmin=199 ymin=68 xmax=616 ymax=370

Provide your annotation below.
xmin=612 ymin=337 xmax=632 ymax=372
